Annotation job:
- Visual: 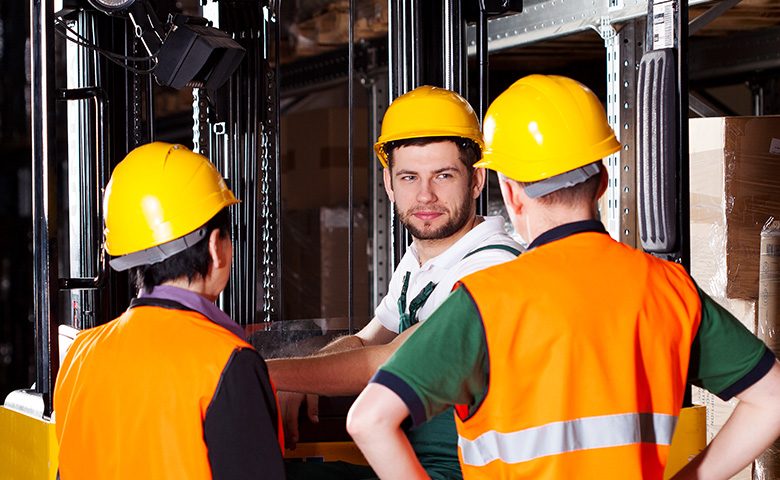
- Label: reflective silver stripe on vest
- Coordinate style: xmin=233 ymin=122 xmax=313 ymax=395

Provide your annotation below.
xmin=458 ymin=412 xmax=678 ymax=467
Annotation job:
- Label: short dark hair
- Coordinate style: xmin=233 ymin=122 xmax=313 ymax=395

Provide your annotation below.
xmin=516 ymin=163 xmax=604 ymax=207
xmin=384 ymin=136 xmax=481 ymax=172
xmin=131 ymin=208 xmax=231 ymax=294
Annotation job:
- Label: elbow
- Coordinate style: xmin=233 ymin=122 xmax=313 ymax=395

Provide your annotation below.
xmin=347 ymin=383 xmax=409 ymax=443
xmin=346 ymin=402 xmax=376 ymax=442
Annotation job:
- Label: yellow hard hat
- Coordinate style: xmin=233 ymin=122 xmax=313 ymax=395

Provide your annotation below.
xmin=475 ymin=74 xmax=620 ymax=182
xmin=374 ymin=85 xmax=484 ymax=168
xmin=103 ymin=142 xmax=238 ymax=270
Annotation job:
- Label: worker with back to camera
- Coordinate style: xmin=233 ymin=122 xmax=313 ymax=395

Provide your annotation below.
xmin=347 ymin=74 xmax=780 ymax=480
xmin=267 ymin=86 xmax=523 ymax=479
xmin=54 ymin=142 xmax=285 ymax=479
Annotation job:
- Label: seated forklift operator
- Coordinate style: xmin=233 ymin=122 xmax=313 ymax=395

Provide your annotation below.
xmin=54 ymin=142 xmax=285 ymax=479
xmin=268 ymin=86 xmax=522 ymax=479
xmin=348 ymin=75 xmax=780 ymax=480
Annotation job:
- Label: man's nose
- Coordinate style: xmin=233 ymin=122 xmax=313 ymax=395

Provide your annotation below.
xmin=416 ymin=179 xmax=437 ymax=203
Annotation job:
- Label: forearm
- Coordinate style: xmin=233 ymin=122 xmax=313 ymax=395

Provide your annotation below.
xmin=671 ymin=401 xmax=780 ymax=479
xmin=352 ymin=421 xmax=428 ymax=479
xmin=318 ymin=333 xmax=366 ymax=354
xmin=672 ymin=362 xmax=780 ymax=479
xmin=268 ymin=343 xmax=395 ymax=396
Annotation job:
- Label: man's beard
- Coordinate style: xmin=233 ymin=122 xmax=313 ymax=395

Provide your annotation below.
xmin=397 ymin=194 xmax=473 ymax=240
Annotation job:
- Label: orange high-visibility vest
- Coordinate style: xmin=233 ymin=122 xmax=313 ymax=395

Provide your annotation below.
xmin=456 ymin=232 xmax=701 ymax=479
xmin=55 ymin=304 xmax=282 ymax=480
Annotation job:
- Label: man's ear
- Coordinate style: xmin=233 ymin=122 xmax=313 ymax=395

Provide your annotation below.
xmin=499 ymin=176 xmax=525 ymax=216
xmin=208 ymin=229 xmax=229 ymax=269
xmin=471 ymin=168 xmax=487 ymax=200
xmin=383 ymin=167 xmax=395 ymax=203
xmin=595 ymin=165 xmax=608 ymax=201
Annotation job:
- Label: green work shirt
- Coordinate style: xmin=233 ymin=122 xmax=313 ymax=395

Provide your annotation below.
xmin=374 ymin=284 xmax=774 ymax=426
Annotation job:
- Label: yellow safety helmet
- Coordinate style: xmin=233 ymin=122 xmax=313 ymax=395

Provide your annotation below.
xmin=103 ymin=142 xmax=239 ymax=271
xmin=475 ymin=74 xmax=620 ymax=183
xmin=374 ymin=85 xmax=484 ymax=168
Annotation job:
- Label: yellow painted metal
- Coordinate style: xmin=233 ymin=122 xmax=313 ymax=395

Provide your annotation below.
xmin=285 ymin=441 xmax=368 ymax=466
xmin=0 ymin=406 xmax=58 ymax=480
xmin=663 ymin=405 xmax=707 ymax=479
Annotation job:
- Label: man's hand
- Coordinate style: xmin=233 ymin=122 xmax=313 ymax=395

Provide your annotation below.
xmin=277 ymin=391 xmax=319 ymax=450
xmin=671 ymin=361 xmax=780 ymax=479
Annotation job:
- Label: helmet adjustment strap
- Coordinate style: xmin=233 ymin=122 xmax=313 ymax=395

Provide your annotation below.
xmin=524 ymin=162 xmax=601 ymax=199
xmin=108 ymin=226 xmax=208 ymax=271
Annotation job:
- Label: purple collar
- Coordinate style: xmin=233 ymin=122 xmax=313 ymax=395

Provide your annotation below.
xmin=137 ymin=285 xmax=246 ymax=340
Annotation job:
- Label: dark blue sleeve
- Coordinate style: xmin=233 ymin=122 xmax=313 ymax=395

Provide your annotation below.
xmin=204 ymin=348 xmax=285 ymax=480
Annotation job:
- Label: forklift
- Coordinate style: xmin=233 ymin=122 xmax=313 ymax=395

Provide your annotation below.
xmin=11 ymin=0 xmax=777 ymax=476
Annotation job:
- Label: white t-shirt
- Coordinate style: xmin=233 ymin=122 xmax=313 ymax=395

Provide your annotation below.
xmin=375 ymin=216 xmax=523 ymax=333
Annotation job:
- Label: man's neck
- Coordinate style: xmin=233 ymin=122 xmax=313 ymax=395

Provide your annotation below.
xmin=526 ymin=205 xmax=597 ymax=245
xmin=161 ymin=278 xmax=216 ymax=302
xmin=414 ymin=215 xmax=482 ymax=265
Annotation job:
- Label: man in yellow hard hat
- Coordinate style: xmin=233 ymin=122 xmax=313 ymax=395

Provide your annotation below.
xmin=54 ymin=142 xmax=285 ymax=479
xmin=347 ymin=75 xmax=780 ymax=479
xmin=268 ymin=86 xmax=522 ymax=479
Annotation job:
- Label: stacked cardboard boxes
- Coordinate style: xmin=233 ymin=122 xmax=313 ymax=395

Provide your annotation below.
xmin=689 ymin=116 xmax=780 ymax=479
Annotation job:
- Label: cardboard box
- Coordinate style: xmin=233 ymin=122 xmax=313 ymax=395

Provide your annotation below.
xmin=688 ymin=117 xmax=780 ymax=478
xmin=280 ymin=107 xmax=370 ymax=210
xmin=689 ymin=116 xmax=780 ymax=300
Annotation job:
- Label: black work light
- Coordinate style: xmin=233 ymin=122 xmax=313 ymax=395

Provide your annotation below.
xmin=87 ymin=0 xmax=137 ymax=13
xmin=82 ymin=0 xmax=245 ymax=91
xmin=155 ymin=16 xmax=246 ymax=90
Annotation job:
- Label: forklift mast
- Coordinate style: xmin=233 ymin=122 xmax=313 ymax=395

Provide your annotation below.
xmin=6 ymin=0 xmax=749 ymax=477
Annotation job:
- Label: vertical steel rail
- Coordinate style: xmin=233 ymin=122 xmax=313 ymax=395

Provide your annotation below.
xmin=618 ymin=22 xmax=643 ymax=248
xmin=677 ymin=0 xmax=690 ymax=272
xmin=210 ymin=3 xmax=280 ymax=325
xmin=389 ymin=0 xmax=420 ymax=98
xmin=264 ymin=2 xmax=282 ymax=324
xmin=272 ymin=2 xmax=283 ymax=324
xmin=30 ymin=0 xmax=59 ymax=417
xmin=442 ymin=0 xmax=466 ymax=96
xmin=388 ymin=0 xmax=420 ymax=265
xmin=476 ymin=8 xmax=489 ymax=216
xmin=369 ymin=75 xmax=391 ymax=310
xmin=603 ymin=20 xmax=643 ymax=247
xmin=348 ymin=0 xmax=356 ymax=332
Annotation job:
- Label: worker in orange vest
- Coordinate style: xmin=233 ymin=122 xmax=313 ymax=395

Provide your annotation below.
xmin=54 ymin=143 xmax=285 ymax=479
xmin=346 ymin=74 xmax=780 ymax=479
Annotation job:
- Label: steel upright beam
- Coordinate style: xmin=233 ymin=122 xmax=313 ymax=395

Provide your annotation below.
xmin=368 ymin=75 xmax=392 ymax=310
xmin=30 ymin=0 xmax=59 ymax=417
xmin=388 ymin=0 xmax=422 ymax=265
xmin=205 ymin=1 xmax=282 ymax=325
xmin=443 ymin=0 xmax=467 ymax=96
xmin=603 ymin=20 xmax=644 ymax=247
xmin=389 ymin=0 xmax=421 ymax=99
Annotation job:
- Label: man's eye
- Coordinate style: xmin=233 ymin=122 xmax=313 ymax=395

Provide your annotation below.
xmin=401 ymin=175 xmax=416 ymax=181
xmin=437 ymin=173 xmax=452 ymax=179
